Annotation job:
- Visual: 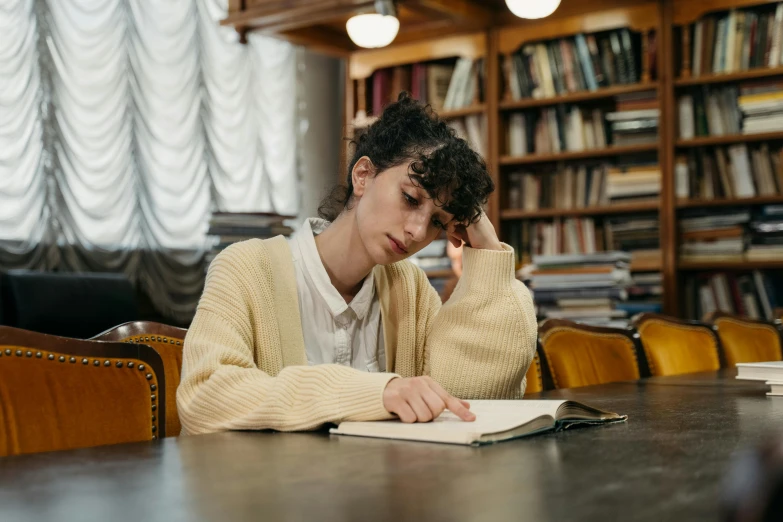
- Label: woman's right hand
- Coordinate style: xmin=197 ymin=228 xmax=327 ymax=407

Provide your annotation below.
xmin=382 ymin=376 xmax=476 ymax=423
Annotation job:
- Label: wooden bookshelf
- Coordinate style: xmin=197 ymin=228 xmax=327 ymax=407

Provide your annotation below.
xmin=335 ymin=0 xmax=783 ymax=319
xmin=499 ymin=144 xmax=659 ymax=166
xmin=676 ymin=132 xmax=783 ymax=147
xmin=677 ymin=196 xmax=783 ymax=209
xmin=679 ymin=260 xmax=783 ymax=271
xmin=501 ymin=202 xmax=660 ymax=220
xmin=674 ymin=66 xmax=783 ymax=87
xmin=440 ymin=105 xmax=486 ymax=119
xmin=499 ymin=83 xmax=659 ymax=111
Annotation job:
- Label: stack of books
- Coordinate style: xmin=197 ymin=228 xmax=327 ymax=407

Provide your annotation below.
xmin=606 ymin=102 xmax=659 ymax=147
xmin=679 ymin=209 xmax=750 ymax=263
xmin=523 ymin=251 xmax=632 ymax=327
xmin=605 ymin=162 xmax=661 ymax=204
xmin=618 ymin=272 xmax=663 ymax=316
xmin=675 ymin=144 xmax=783 ymax=200
xmin=684 ymin=270 xmax=779 ymax=320
xmin=505 ymin=28 xmax=652 ymax=100
xmin=507 ymin=107 xmax=606 ymax=156
xmin=687 ymin=4 xmax=783 ymax=78
xmin=738 ymin=80 xmax=783 ymax=134
xmin=747 ymin=205 xmax=783 ymax=260
xmin=736 ymin=361 xmax=783 ymax=398
xmin=604 ymin=214 xmax=661 ymax=268
xmin=205 ymin=212 xmax=294 ymax=268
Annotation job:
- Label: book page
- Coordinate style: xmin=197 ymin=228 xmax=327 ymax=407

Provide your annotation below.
xmin=331 ymin=400 xmax=567 ymax=445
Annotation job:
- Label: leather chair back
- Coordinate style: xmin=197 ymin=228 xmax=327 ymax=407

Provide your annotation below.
xmin=538 ymin=319 xmax=646 ymax=389
xmin=92 ymin=321 xmax=186 ymax=437
xmin=0 ymin=270 xmax=138 ymax=338
xmin=633 ymin=313 xmax=722 ymax=376
xmin=704 ymin=312 xmax=783 ymax=367
xmin=525 ymin=351 xmax=544 ymax=394
xmin=0 ymin=326 xmax=165 ymax=457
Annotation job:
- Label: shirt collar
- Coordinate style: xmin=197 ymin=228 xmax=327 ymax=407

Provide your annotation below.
xmin=294 ymin=218 xmax=375 ymax=320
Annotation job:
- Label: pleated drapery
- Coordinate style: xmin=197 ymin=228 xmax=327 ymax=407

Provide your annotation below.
xmin=0 ymin=0 xmax=300 ymax=322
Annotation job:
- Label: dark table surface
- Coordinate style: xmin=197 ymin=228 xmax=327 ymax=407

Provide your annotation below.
xmin=1 ymin=369 xmax=781 ymax=522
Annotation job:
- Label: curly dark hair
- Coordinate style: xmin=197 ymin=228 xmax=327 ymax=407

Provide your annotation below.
xmin=318 ymin=92 xmax=494 ymax=225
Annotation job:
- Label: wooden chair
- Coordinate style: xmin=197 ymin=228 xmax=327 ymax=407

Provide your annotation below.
xmin=632 ymin=313 xmax=722 ymax=377
xmin=524 ymin=350 xmax=544 ymax=394
xmin=703 ymin=312 xmax=783 ymax=367
xmin=0 ymin=326 xmax=165 ymax=457
xmin=92 ymin=321 xmax=186 ymax=438
xmin=538 ymin=319 xmax=647 ymax=389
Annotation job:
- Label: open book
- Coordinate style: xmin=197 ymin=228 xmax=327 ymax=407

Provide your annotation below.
xmin=330 ymin=400 xmax=626 ymax=446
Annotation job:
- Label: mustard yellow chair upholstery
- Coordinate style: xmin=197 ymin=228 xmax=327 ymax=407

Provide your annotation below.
xmin=703 ymin=312 xmax=783 ymax=367
xmin=524 ymin=351 xmax=544 ymax=394
xmin=0 ymin=326 xmax=165 ymax=457
xmin=632 ymin=313 xmax=722 ymax=377
xmin=538 ymin=319 xmax=645 ymax=389
xmin=92 ymin=321 xmax=186 ymax=438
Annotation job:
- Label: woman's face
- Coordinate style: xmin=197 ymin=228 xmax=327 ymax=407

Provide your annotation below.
xmin=352 ymin=157 xmax=454 ymax=266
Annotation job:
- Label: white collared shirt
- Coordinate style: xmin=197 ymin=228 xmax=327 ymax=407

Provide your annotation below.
xmin=288 ymin=218 xmax=386 ymax=372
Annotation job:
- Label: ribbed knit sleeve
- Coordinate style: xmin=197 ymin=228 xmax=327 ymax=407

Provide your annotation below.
xmin=176 ymin=242 xmax=397 ymax=435
xmin=423 ymin=243 xmax=538 ymax=399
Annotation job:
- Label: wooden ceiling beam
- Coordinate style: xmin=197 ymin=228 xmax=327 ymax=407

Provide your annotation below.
xmin=222 ymin=0 xmax=374 ymax=29
xmin=402 ymin=0 xmax=495 ymax=27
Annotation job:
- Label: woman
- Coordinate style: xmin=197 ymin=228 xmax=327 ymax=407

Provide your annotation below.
xmin=177 ymin=93 xmax=537 ymax=435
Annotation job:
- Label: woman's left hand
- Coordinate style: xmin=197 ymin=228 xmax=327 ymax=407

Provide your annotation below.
xmin=447 ymin=211 xmax=503 ymax=251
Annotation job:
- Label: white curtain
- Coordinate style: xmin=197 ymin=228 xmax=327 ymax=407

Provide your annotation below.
xmin=0 ymin=0 xmax=300 ymax=322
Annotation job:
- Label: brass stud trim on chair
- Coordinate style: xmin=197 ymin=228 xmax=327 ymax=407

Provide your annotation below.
xmin=93 ymin=360 xmax=100 ymax=366
xmin=150 ymin=384 xmax=156 ymax=391
xmin=16 ymin=350 xmax=22 ymax=357
xmin=104 ymin=360 xmax=110 ymax=367
xmin=128 ymin=362 xmax=134 ymax=368
xmin=69 ymin=357 xmax=76 ymax=363
xmin=145 ymin=373 xmax=152 ymax=380
xmin=151 ymin=404 xmax=156 ymax=411
xmin=25 ymin=351 xmax=32 ymax=357
xmin=4 ymin=349 xmax=11 ymax=356
xmin=138 ymin=364 xmax=145 ymax=371
xmin=59 ymin=356 xmax=65 ymax=362
xmin=82 ymin=358 xmax=88 ymax=364
xmin=151 ymin=394 xmax=156 ymax=401
xmin=36 ymin=352 xmax=42 ymax=358
xmin=152 ymin=415 xmax=156 ymax=422
xmin=116 ymin=361 xmax=123 ymax=368
xmin=48 ymin=354 xmax=54 ymax=360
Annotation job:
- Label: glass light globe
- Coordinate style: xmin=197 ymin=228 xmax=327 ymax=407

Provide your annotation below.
xmin=346 ymin=13 xmax=400 ymax=48
xmin=505 ymin=0 xmax=561 ymax=19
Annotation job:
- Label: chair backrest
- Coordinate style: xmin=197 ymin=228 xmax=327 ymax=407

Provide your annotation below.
xmin=0 ymin=270 xmax=139 ymax=338
xmin=0 ymin=326 xmax=165 ymax=457
xmin=704 ymin=312 xmax=783 ymax=367
xmin=632 ymin=313 xmax=722 ymax=377
xmin=524 ymin=351 xmax=544 ymax=394
xmin=92 ymin=321 xmax=186 ymax=438
xmin=538 ymin=319 xmax=646 ymax=389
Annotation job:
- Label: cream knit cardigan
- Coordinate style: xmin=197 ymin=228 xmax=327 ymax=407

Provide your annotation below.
xmin=177 ymin=236 xmax=538 ymax=435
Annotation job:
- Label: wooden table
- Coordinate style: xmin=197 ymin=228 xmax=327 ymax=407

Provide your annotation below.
xmin=1 ymin=370 xmax=781 ymax=522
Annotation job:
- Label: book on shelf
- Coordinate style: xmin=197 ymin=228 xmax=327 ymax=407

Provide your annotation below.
xmin=505 ymin=27 xmax=655 ymax=101
xmin=330 ymin=400 xmax=626 ymax=446
xmin=683 ymin=269 xmax=779 ymax=321
xmin=450 ymin=115 xmax=487 ymax=157
xmin=675 ymin=144 xmax=783 ymax=201
xmin=686 ymin=3 xmax=783 ymax=78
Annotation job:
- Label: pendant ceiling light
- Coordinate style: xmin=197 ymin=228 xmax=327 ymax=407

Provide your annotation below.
xmin=346 ymin=0 xmax=400 ymax=49
xmin=505 ymin=0 xmax=561 ymax=19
